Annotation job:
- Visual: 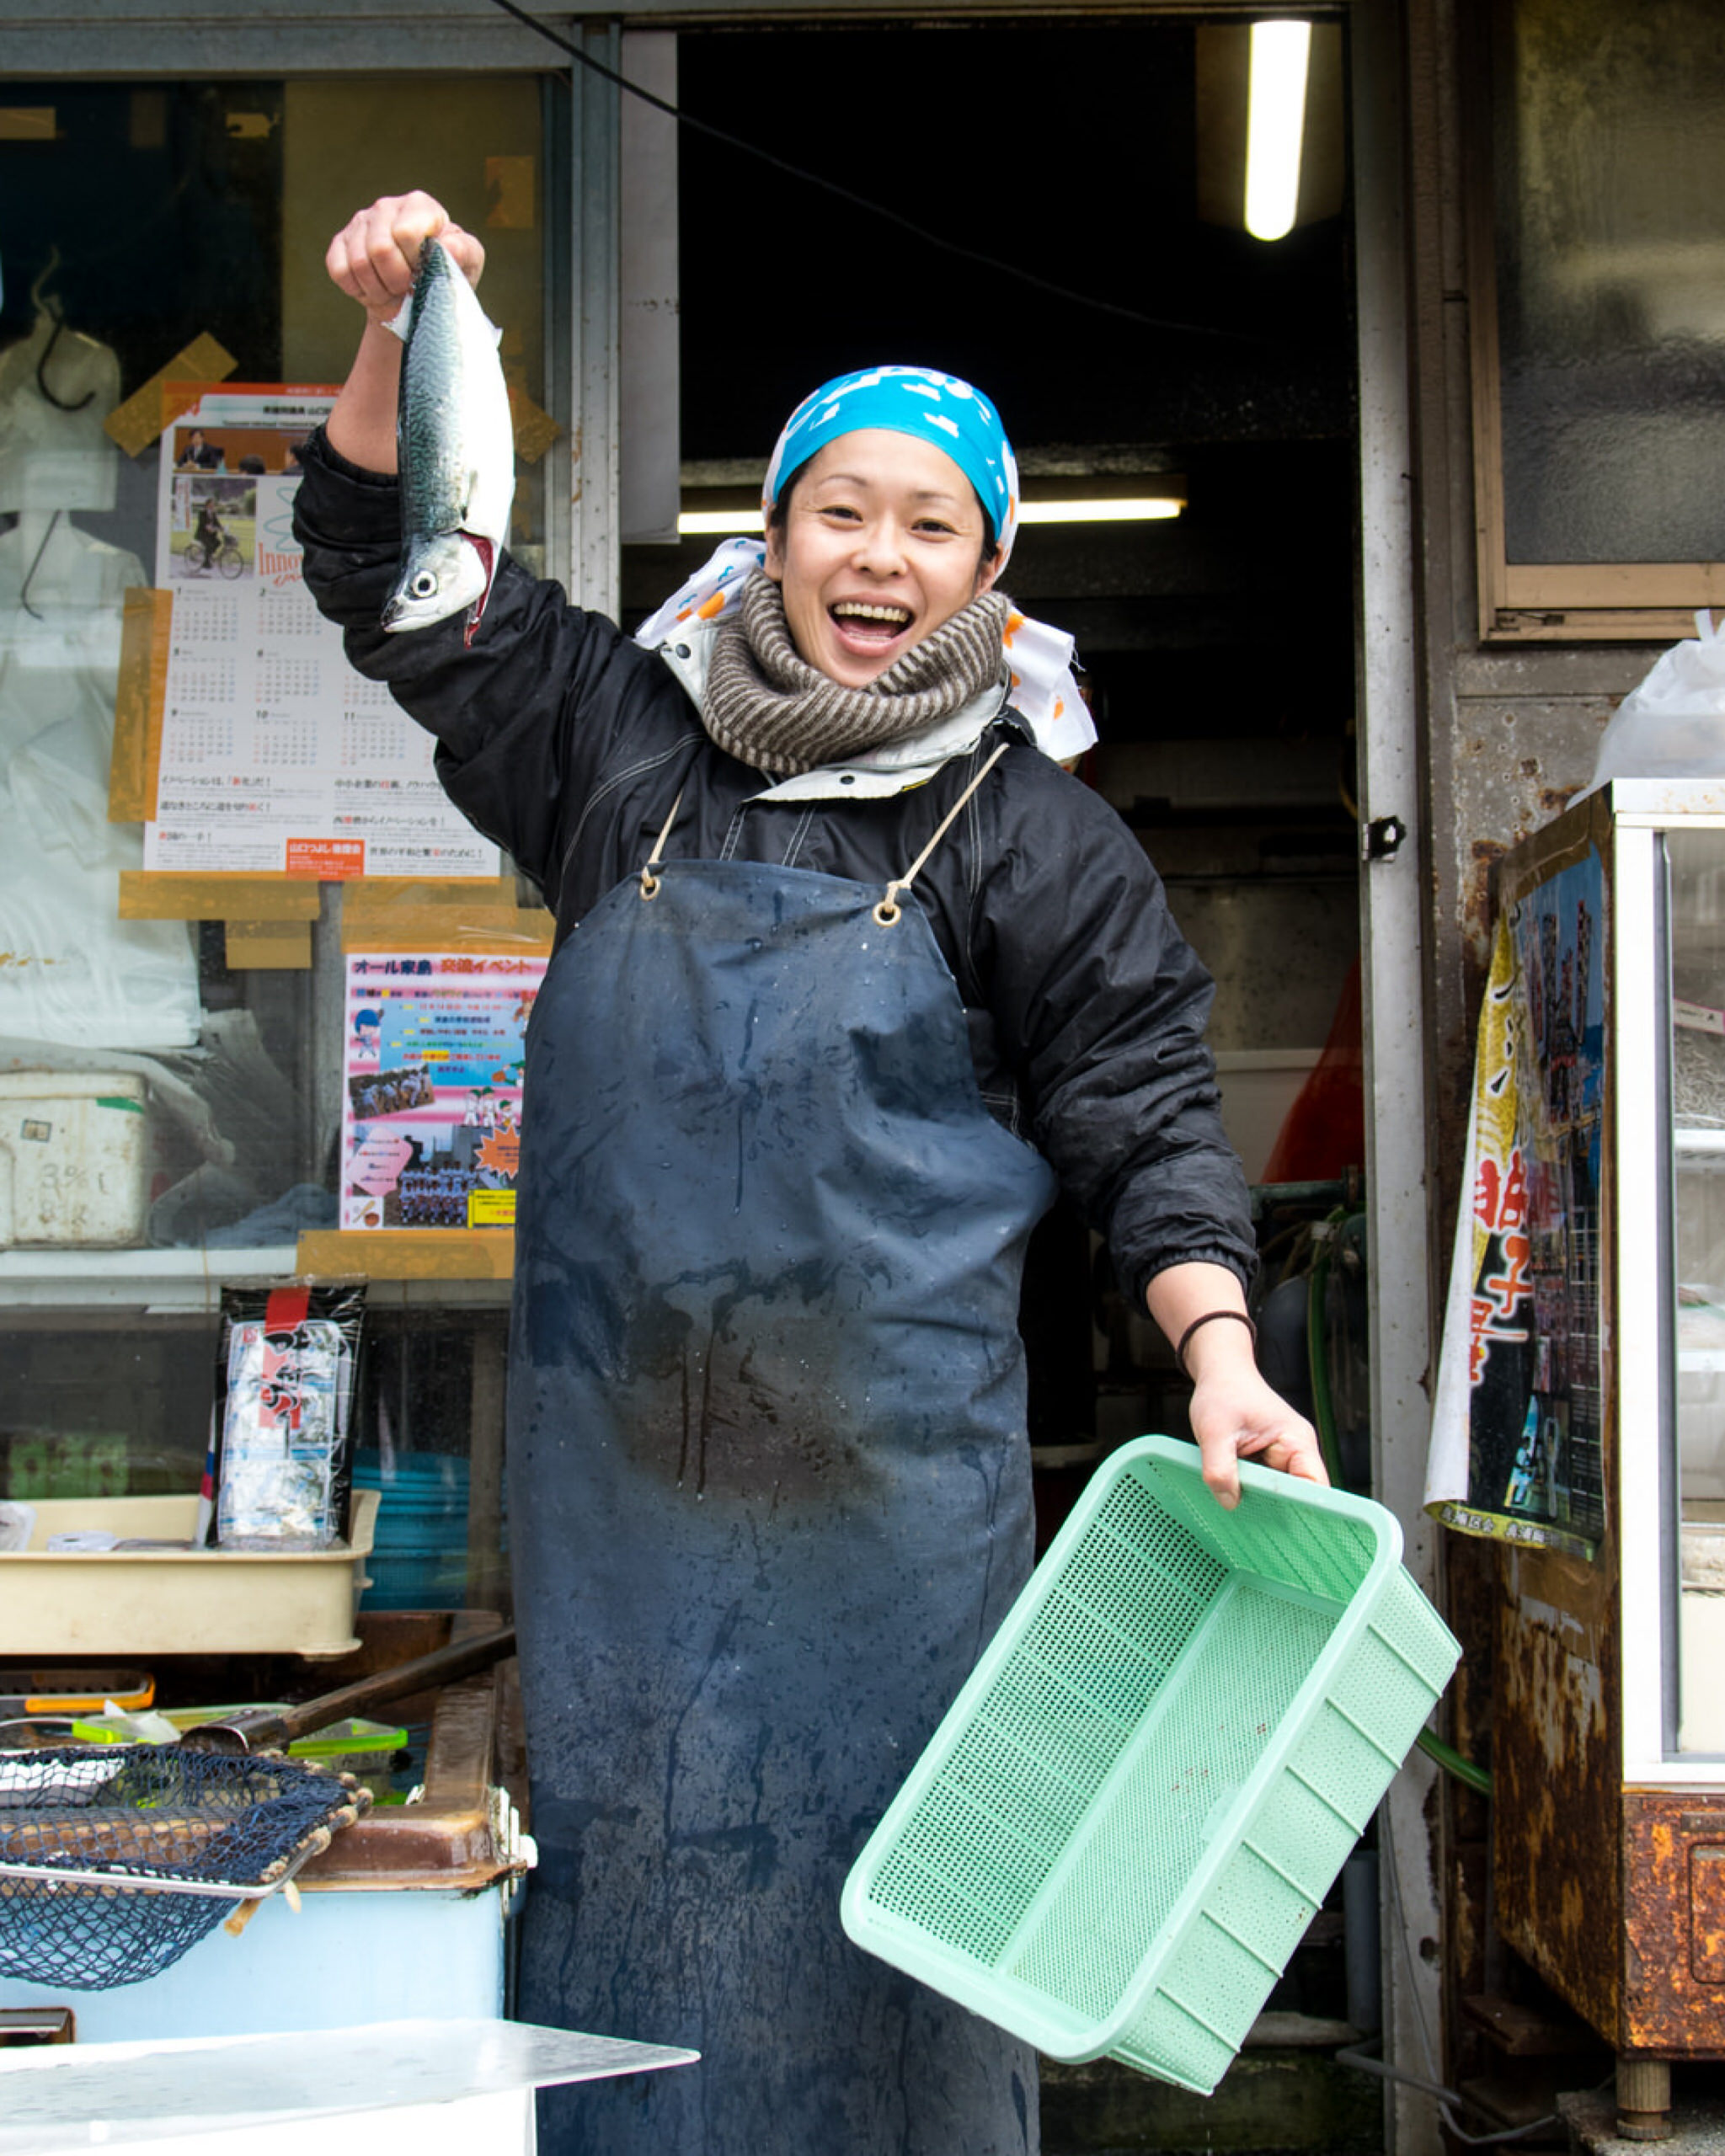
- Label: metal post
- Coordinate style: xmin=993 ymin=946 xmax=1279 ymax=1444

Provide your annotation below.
xmin=1617 ymin=2056 xmax=1673 ymax=2143
xmin=1351 ymin=3 xmax=1445 ymax=2153
xmin=567 ymin=15 xmax=622 ymax=623
xmin=467 ymin=1314 xmax=510 ymax=1616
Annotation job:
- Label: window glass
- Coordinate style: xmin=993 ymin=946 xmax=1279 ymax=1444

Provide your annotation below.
xmin=1493 ymin=0 xmax=1725 ymax=567
xmin=1665 ymin=827 xmax=1725 ymax=1753
xmin=0 ymin=77 xmax=548 ymax=1619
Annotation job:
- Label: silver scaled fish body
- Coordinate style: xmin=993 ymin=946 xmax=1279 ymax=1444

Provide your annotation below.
xmin=381 ymin=235 xmax=515 ymax=645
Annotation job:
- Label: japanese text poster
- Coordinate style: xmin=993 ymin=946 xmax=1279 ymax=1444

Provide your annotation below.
xmin=1426 ymin=847 xmax=1606 ymax=1557
xmin=341 ymin=951 xmax=544 ymax=1230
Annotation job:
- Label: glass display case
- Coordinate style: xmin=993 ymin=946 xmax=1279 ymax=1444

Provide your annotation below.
xmin=1663 ymin=823 xmax=1725 ymax=1757
xmin=1610 ymin=789 xmax=1725 ymax=1780
xmin=1487 ymin=780 xmax=1725 ymax=2107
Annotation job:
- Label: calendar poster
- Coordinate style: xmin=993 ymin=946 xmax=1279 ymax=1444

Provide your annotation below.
xmin=143 ymin=385 xmax=500 ymax=878
xmin=340 ymin=949 xmax=545 ymax=1230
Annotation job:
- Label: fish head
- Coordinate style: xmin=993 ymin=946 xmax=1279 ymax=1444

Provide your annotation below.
xmin=382 ymin=531 xmax=491 ymax=634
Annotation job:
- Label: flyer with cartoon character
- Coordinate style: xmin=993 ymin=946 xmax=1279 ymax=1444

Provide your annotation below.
xmin=340 ymin=950 xmax=544 ymax=1230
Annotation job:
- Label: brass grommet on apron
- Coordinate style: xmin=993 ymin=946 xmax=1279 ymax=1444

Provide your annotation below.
xmin=872 ymin=741 xmax=1008 ymax=928
xmin=639 ymin=787 xmax=686 ymax=901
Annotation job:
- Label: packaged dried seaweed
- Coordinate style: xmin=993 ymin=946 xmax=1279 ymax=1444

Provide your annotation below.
xmin=209 ymin=1283 xmax=365 ymax=1550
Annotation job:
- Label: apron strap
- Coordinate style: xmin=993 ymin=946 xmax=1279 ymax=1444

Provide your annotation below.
xmin=874 ymin=742 xmax=1009 ymax=929
xmin=639 ymin=788 xmax=686 ymax=900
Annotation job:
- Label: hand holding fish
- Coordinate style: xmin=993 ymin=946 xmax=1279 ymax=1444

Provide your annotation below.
xmin=326 ymin=191 xmax=485 ymax=328
xmin=321 ymin=192 xmax=516 ymax=643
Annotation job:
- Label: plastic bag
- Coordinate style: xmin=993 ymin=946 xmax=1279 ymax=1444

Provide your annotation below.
xmin=210 ymin=1283 xmax=366 ymax=1550
xmin=1584 ymin=610 xmax=1725 ymax=795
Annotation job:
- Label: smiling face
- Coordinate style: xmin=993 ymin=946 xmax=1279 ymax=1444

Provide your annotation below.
xmin=763 ymin=430 xmax=1002 ymax=688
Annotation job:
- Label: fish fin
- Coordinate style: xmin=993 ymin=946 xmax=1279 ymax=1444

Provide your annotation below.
xmin=379 ymin=303 xmax=411 ymax=346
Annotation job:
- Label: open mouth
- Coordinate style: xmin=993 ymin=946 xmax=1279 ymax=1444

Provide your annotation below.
xmin=462 ymin=533 xmax=497 ymax=648
xmin=830 ymin=600 xmax=915 ymax=653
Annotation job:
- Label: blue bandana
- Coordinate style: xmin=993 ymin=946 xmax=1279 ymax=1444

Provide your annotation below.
xmin=762 ymin=366 xmax=1020 ymax=562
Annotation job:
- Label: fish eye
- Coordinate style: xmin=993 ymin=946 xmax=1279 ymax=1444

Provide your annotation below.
xmin=410 ymin=571 xmax=438 ymax=599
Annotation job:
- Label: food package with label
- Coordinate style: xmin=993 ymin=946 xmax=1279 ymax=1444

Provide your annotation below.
xmin=209 ymin=1282 xmax=366 ymax=1550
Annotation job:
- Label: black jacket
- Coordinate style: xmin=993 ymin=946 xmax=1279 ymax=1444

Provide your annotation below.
xmin=293 ymin=430 xmax=1256 ymax=1299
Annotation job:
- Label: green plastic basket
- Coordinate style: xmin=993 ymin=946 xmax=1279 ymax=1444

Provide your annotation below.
xmin=840 ymin=1434 xmax=1461 ymax=2095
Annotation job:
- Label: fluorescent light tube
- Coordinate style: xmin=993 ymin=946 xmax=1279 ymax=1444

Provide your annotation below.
xmin=1017 ymin=499 xmax=1183 ymax=525
xmin=1245 ymin=19 xmax=1311 ymax=242
xmin=677 ymin=509 xmax=766 ymax=535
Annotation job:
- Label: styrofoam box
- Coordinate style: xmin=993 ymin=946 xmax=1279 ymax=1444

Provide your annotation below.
xmin=1 ymin=1491 xmax=380 ymax=1660
xmin=1210 ymin=1050 xmax=1321 ymax=1184
xmin=0 ymin=1072 xmax=149 ymax=1248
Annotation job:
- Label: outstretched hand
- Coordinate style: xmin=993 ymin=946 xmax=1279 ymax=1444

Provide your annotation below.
xmin=1144 ymin=1261 xmax=1330 ymax=1510
xmin=1187 ymin=1360 xmax=1327 ymax=1511
xmin=326 ymin=191 xmax=486 ymax=328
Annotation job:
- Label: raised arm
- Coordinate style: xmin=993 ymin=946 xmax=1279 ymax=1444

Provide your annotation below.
xmin=322 ymin=191 xmax=487 ymax=475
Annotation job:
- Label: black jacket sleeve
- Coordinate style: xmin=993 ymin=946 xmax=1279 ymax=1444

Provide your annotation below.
xmin=291 ymin=427 xmax=682 ymax=905
xmin=970 ymin=745 xmax=1257 ymax=1301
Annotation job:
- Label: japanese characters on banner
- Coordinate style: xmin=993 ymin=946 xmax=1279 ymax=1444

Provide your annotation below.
xmin=1426 ymin=848 xmax=1606 ymax=1558
xmin=340 ymin=952 xmax=544 ymax=1231
xmin=144 ymin=385 xmax=499 ymax=878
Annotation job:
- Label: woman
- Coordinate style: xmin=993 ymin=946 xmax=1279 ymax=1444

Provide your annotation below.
xmin=298 ymin=192 xmax=1324 ymax=2156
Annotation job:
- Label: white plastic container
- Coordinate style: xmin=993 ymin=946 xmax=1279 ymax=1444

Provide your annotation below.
xmin=1210 ymin=1049 xmax=1322 ymax=1182
xmin=0 ymin=1490 xmax=380 ymax=1660
xmin=0 ymin=1073 xmax=149 ymax=1248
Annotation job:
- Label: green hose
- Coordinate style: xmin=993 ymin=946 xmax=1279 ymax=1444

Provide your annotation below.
xmin=1415 ymin=1727 xmax=1493 ymax=1796
xmin=1303 ymin=1225 xmax=1493 ymax=1799
xmin=1304 ymin=1213 xmax=1348 ymax=1488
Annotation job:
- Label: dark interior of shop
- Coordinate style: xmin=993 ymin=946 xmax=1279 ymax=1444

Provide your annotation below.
xmin=650 ymin=14 xmax=1366 ymax=1485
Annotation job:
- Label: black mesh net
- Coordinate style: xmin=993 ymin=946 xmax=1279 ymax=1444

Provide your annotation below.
xmin=0 ymin=1746 xmax=368 ymax=1989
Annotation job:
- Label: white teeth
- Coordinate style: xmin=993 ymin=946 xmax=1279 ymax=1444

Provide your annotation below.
xmin=832 ymin=603 xmax=911 ymax=625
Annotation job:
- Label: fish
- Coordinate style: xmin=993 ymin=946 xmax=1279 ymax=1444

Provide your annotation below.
xmin=380 ymin=235 xmax=516 ymax=645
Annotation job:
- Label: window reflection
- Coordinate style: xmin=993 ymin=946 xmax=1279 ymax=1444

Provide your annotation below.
xmin=1666 ymin=830 xmax=1725 ymax=1752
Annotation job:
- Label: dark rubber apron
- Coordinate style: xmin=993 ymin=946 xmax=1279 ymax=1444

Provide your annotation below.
xmin=510 ymin=755 xmax=1055 ymax=2155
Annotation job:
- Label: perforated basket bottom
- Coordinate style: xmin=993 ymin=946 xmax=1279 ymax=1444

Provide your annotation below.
xmin=866 ymin=1574 xmax=1338 ymax=2019
xmin=845 ymin=1441 xmax=1461 ymax=2089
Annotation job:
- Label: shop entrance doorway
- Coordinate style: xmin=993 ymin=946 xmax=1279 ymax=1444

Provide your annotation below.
xmin=624 ymin=11 xmax=1365 ymax=1464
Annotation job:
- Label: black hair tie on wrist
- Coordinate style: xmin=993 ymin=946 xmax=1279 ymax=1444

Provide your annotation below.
xmin=1176 ymin=1308 xmax=1257 ymax=1376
